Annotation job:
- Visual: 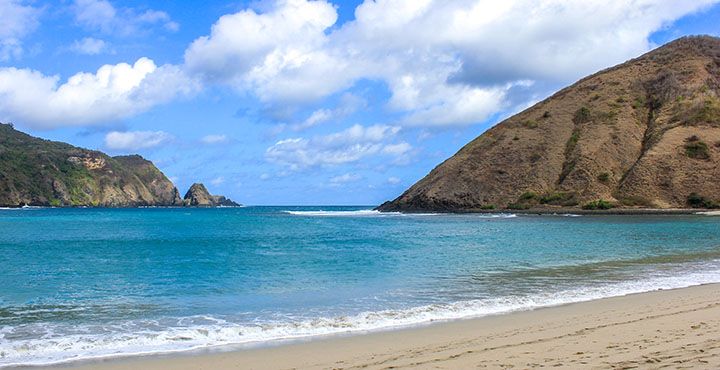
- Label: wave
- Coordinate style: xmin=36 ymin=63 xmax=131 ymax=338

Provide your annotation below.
xmin=282 ymin=210 xmax=518 ymax=218
xmin=2 ymin=264 xmax=720 ymax=368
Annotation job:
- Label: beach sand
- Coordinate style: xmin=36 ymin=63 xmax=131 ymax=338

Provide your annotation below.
xmin=54 ymin=284 xmax=720 ymax=370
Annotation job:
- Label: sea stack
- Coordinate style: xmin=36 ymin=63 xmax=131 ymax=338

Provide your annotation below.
xmin=378 ymin=36 xmax=720 ymax=212
xmin=183 ymin=183 xmax=241 ymax=207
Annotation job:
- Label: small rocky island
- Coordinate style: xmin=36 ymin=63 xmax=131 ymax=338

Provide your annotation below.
xmin=0 ymin=123 xmax=240 ymax=208
xmin=183 ymin=183 xmax=241 ymax=207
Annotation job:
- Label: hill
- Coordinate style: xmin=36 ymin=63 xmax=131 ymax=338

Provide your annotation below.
xmin=0 ymin=124 xmax=239 ymax=207
xmin=378 ymin=36 xmax=720 ymax=212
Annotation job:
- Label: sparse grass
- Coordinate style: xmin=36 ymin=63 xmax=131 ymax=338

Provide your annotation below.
xmin=618 ymin=196 xmax=653 ymax=207
xmin=686 ymin=99 xmax=720 ymax=125
xmin=522 ymin=120 xmax=538 ymax=129
xmin=582 ymin=199 xmax=614 ymax=210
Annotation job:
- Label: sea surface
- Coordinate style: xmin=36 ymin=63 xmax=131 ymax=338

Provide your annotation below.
xmin=1 ymin=207 xmax=720 ymax=367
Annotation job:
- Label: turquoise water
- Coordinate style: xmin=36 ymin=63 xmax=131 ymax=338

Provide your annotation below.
xmin=1 ymin=207 xmax=720 ymax=366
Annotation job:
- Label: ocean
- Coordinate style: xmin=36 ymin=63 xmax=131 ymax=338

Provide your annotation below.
xmin=1 ymin=206 xmax=720 ymax=367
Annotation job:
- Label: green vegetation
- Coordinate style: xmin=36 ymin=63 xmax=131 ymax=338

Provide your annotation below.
xmin=479 ymin=204 xmax=496 ymax=210
xmin=519 ymin=191 xmax=537 ymax=200
xmin=542 ymin=111 xmax=551 ymax=119
xmin=538 ymin=192 xmax=578 ymax=206
xmin=573 ymin=107 xmax=591 ymax=124
xmin=687 ymin=193 xmax=720 ymax=209
xmin=582 ymin=199 xmax=614 ymax=210
xmin=597 ymin=172 xmax=611 ymax=182
xmin=506 ymin=202 xmax=530 ymax=210
xmin=631 ymin=96 xmax=646 ymax=110
xmin=684 ymin=136 xmax=710 ymax=159
xmin=0 ymin=123 xmax=177 ymax=207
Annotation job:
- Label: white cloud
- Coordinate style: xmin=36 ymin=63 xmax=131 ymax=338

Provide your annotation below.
xmin=184 ymin=0 xmax=353 ymax=103
xmin=186 ymin=0 xmax=720 ymax=127
xmin=210 ymin=176 xmax=225 ymax=186
xmin=70 ymin=37 xmax=108 ymax=55
xmin=0 ymin=0 xmax=41 ymax=60
xmin=72 ymin=0 xmax=178 ymax=36
xmin=265 ymin=124 xmax=411 ymax=170
xmin=387 ymin=177 xmax=401 ymax=185
xmin=201 ymin=134 xmax=228 ymax=144
xmin=292 ymin=93 xmax=366 ymax=131
xmin=259 ymin=173 xmax=271 ymax=180
xmin=329 ymin=173 xmax=362 ymax=184
xmin=0 ymin=57 xmax=198 ymax=128
xmin=105 ymin=130 xmax=172 ymax=150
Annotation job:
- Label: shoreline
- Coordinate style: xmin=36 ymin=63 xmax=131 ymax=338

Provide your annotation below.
xmin=379 ymin=207 xmax=718 ymax=215
xmin=43 ymin=283 xmax=720 ymax=370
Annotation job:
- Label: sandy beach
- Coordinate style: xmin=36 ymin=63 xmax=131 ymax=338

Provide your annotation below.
xmin=49 ymin=284 xmax=720 ymax=370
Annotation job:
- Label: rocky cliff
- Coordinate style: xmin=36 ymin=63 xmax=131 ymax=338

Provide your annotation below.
xmin=0 ymin=124 xmax=239 ymax=207
xmin=378 ymin=36 xmax=720 ymax=212
xmin=183 ymin=183 xmax=241 ymax=207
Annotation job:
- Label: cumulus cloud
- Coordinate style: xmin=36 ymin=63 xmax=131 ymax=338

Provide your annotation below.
xmin=185 ymin=0 xmax=354 ymax=103
xmin=0 ymin=57 xmax=198 ymax=128
xmin=201 ymin=134 xmax=228 ymax=144
xmin=0 ymin=0 xmax=41 ymax=60
xmin=70 ymin=37 xmax=108 ymax=55
xmin=72 ymin=0 xmax=178 ymax=36
xmin=387 ymin=176 xmax=401 ymax=185
xmin=265 ymin=124 xmax=412 ymax=170
xmin=186 ymin=0 xmax=719 ymax=127
xmin=104 ymin=130 xmax=172 ymax=150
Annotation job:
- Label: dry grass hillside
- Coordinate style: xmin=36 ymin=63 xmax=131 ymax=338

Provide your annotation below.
xmin=379 ymin=36 xmax=720 ymax=212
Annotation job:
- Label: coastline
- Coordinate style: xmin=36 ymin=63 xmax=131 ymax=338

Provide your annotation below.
xmin=378 ymin=207 xmax=719 ymax=215
xmin=48 ymin=284 xmax=720 ymax=370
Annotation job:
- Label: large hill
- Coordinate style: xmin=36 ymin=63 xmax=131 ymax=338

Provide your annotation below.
xmin=378 ymin=36 xmax=720 ymax=212
xmin=0 ymin=124 xmax=238 ymax=207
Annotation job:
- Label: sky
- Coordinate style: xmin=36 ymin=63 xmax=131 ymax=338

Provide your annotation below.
xmin=0 ymin=0 xmax=719 ymax=205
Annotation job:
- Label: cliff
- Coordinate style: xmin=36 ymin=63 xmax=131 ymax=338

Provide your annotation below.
xmin=378 ymin=36 xmax=720 ymax=212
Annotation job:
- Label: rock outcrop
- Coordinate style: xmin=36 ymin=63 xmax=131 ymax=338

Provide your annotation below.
xmin=378 ymin=36 xmax=720 ymax=212
xmin=183 ymin=183 xmax=241 ymax=207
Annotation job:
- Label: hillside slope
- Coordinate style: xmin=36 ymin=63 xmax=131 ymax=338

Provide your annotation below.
xmin=379 ymin=36 xmax=720 ymax=212
xmin=0 ymin=124 xmax=183 ymax=207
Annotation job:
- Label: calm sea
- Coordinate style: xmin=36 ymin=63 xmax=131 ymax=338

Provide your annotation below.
xmin=1 ymin=207 xmax=720 ymax=366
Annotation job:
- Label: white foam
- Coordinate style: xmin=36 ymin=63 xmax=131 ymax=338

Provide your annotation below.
xmin=282 ymin=210 xmax=519 ymax=218
xmin=2 ymin=264 xmax=720 ymax=368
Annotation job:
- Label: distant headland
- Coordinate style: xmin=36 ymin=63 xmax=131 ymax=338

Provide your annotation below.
xmin=0 ymin=123 xmax=240 ymax=208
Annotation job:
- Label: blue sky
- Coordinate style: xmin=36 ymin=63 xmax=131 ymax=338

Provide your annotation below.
xmin=1 ymin=0 xmax=719 ymax=205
